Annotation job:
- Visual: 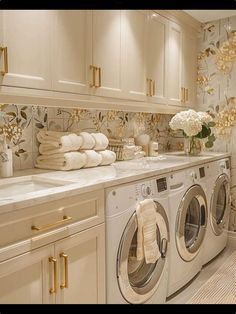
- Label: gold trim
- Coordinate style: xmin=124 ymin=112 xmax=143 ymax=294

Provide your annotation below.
xmin=31 ymin=216 xmax=72 ymax=232
xmin=49 ymin=257 xmax=58 ymax=294
xmin=89 ymin=65 xmax=95 ymax=87
xmin=60 ymin=252 xmax=69 ymax=289
xmin=0 ymin=47 xmax=8 ymax=76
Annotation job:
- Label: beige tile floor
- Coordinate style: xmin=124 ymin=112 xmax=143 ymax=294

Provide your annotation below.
xmin=166 ymin=241 xmax=236 ymax=304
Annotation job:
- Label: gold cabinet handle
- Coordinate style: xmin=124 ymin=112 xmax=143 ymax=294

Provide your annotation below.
xmin=98 ymin=67 xmax=101 ymax=87
xmin=60 ymin=252 xmax=69 ymax=289
xmin=0 ymin=47 xmax=8 ymax=76
xmin=94 ymin=67 xmax=101 ymax=88
xmin=49 ymin=257 xmax=58 ymax=294
xmin=90 ymin=65 xmax=96 ymax=87
xmin=152 ymin=80 xmax=156 ymax=96
xmin=31 ymin=216 xmax=72 ymax=232
xmin=185 ymin=88 xmax=188 ymax=102
xmin=146 ymin=78 xmax=152 ymax=96
xmin=181 ymin=87 xmax=185 ymax=102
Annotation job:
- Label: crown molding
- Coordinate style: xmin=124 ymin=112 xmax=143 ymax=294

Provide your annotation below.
xmin=154 ymin=10 xmax=201 ymax=31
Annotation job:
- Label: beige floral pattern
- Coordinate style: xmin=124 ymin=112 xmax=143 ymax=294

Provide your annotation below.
xmin=0 ymin=104 xmax=176 ymax=170
xmin=197 ymin=15 xmax=236 ymax=231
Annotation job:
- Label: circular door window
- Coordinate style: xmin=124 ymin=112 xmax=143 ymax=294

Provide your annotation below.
xmin=117 ymin=202 xmax=169 ymax=304
xmin=176 ymin=185 xmax=207 ymax=262
xmin=210 ymin=174 xmax=230 ymax=236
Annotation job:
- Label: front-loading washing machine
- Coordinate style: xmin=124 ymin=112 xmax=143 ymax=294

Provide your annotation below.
xmin=105 ymin=175 xmax=170 ymax=304
xmin=167 ymin=166 xmax=208 ymax=297
xmin=203 ymin=158 xmax=231 ymax=265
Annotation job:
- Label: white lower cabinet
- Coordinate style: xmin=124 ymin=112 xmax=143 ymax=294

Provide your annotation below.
xmin=0 ymin=223 xmax=105 ymax=304
xmin=55 ymin=224 xmax=105 ymax=304
xmin=0 ymin=245 xmax=53 ymax=304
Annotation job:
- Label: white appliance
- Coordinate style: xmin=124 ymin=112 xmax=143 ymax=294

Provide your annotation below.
xmin=203 ymin=158 xmax=231 ymax=265
xmin=167 ymin=166 xmax=208 ymax=297
xmin=105 ymin=175 xmax=170 ymax=304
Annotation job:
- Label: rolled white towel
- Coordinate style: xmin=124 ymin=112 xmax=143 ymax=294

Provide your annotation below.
xmin=82 ymin=150 xmax=102 ymax=168
xmin=80 ymin=132 xmax=96 ymax=150
xmin=91 ymin=133 xmax=109 ymax=151
xmin=38 ymin=131 xmax=82 ymax=155
xmin=98 ymin=150 xmax=116 ymax=165
xmin=35 ymin=152 xmax=87 ymax=171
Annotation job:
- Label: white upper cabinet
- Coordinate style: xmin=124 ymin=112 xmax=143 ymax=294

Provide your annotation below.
xmin=123 ymin=10 xmax=148 ymax=101
xmin=167 ymin=21 xmax=183 ymax=106
xmin=90 ymin=10 xmax=125 ymax=99
xmin=146 ymin=12 xmax=168 ymax=104
xmin=52 ymin=10 xmax=91 ymax=95
xmin=0 ymin=10 xmax=52 ymax=89
xmin=182 ymin=30 xmax=197 ymax=108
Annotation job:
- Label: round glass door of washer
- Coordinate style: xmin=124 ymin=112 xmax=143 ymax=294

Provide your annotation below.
xmin=176 ymin=185 xmax=207 ymax=262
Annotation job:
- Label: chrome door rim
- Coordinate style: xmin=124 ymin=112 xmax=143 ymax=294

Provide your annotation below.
xmin=210 ymin=174 xmax=230 ymax=236
xmin=117 ymin=201 xmax=169 ymax=304
xmin=176 ymin=185 xmax=207 ymax=262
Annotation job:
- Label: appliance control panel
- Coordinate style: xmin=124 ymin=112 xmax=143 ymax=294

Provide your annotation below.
xmin=135 ymin=177 xmax=168 ymax=199
xmin=199 ymin=167 xmax=205 ymax=178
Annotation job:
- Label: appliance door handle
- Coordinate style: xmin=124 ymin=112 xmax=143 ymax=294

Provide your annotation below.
xmin=161 ymin=238 xmax=168 ymax=258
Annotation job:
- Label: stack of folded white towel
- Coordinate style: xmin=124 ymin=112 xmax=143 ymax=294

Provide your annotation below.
xmin=35 ymin=130 xmax=116 ymax=171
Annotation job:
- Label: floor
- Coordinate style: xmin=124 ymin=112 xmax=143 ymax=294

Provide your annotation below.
xmin=166 ymin=242 xmax=236 ymax=304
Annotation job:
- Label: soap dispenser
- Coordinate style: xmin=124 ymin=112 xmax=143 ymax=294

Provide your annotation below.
xmin=0 ymin=137 xmax=13 ymax=178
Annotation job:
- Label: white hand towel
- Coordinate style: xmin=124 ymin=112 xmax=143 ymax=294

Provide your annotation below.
xmin=98 ymin=150 xmax=116 ymax=165
xmin=38 ymin=131 xmax=82 ymax=155
xmin=82 ymin=150 xmax=103 ymax=168
xmin=91 ymin=133 xmax=109 ymax=151
xmin=80 ymin=132 xmax=96 ymax=150
xmin=35 ymin=152 xmax=87 ymax=171
xmin=136 ymin=199 xmax=161 ymax=264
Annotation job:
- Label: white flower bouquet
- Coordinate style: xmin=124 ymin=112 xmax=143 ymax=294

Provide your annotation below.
xmin=169 ymin=109 xmax=216 ymax=153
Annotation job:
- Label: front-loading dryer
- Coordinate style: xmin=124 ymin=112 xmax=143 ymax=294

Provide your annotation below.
xmin=105 ymin=175 xmax=170 ymax=304
xmin=203 ymin=158 xmax=231 ymax=265
xmin=167 ymin=166 xmax=208 ymax=297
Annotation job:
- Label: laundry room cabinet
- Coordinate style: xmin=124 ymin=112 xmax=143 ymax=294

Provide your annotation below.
xmin=167 ymin=20 xmax=197 ymax=108
xmin=0 ymin=10 xmax=52 ymax=89
xmin=0 ymin=225 xmax=105 ymax=304
xmin=0 ymin=189 xmax=106 ymax=304
xmin=0 ymin=9 xmax=198 ymax=111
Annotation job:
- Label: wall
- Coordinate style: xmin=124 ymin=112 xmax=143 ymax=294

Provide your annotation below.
xmin=197 ymin=15 xmax=236 ymax=230
xmin=0 ymin=104 xmax=183 ymax=171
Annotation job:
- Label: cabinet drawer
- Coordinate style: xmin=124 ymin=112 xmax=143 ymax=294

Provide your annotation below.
xmin=0 ymin=189 xmax=104 ymax=248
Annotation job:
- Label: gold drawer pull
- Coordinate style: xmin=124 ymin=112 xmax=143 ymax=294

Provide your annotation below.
xmin=60 ymin=252 xmax=69 ymax=289
xmin=31 ymin=215 xmax=72 ymax=231
xmin=49 ymin=257 xmax=58 ymax=294
xmin=0 ymin=47 xmax=8 ymax=76
xmin=94 ymin=66 xmax=101 ymax=88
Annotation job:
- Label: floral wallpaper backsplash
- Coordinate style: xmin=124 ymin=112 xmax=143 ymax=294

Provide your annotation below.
xmin=0 ymin=104 xmax=182 ymax=171
xmin=197 ymin=15 xmax=236 ymax=231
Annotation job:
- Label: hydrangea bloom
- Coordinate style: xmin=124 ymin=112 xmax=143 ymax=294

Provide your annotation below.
xmin=169 ymin=109 xmax=203 ymax=137
xmin=197 ymin=112 xmax=213 ymax=124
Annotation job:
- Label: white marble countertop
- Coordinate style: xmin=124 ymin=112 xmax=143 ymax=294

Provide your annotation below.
xmin=0 ymin=151 xmax=230 ymax=214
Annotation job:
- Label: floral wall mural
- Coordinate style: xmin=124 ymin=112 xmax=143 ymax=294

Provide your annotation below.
xmin=197 ymin=15 xmax=236 ymax=231
xmin=0 ymin=104 xmax=182 ymax=171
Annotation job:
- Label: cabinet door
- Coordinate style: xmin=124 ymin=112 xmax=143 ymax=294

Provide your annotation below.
xmin=52 ymin=10 xmax=91 ymax=94
xmin=55 ymin=224 xmax=105 ymax=304
xmin=146 ymin=11 xmax=168 ymax=104
xmin=0 ymin=245 xmax=54 ymax=304
xmin=0 ymin=10 xmax=52 ymax=89
xmin=167 ymin=21 xmax=183 ymax=106
xmin=182 ymin=30 xmax=197 ymax=108
xmin=123 ymin=10 xmax=148 ymax=101
xmin=91 ymin=10 xmax=125 ymax=99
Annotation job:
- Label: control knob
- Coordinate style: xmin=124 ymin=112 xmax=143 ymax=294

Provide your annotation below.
xmin=190 ymin=171 xmax=197 ymax=180
xmin=141 ymin=184 xmax=152 ymax=197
